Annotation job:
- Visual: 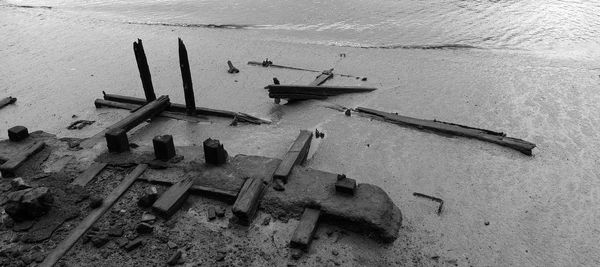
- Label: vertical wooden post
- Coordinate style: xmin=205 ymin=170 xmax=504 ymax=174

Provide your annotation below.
xmin=178 ymin=38 xmax=196 ymax=115
xmin=133 ymin=39 xmax=156 ymax=102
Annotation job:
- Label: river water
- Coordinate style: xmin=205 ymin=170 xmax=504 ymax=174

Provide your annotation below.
xmin=4 ymin=0 xmax=600 ymax=59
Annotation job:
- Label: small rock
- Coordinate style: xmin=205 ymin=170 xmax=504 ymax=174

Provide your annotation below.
xmin=136 ymin=223 xmax=154 ymax=234
xmin=168 ymin=250 xmax=182 ymax=265
xmin=215 ymin=207 xmax=225 ymax=217
xmin=5 ymin=187 xmax=53 ymax=221
xmin=291 ymin=249 xmax=303 ymax=260
xmin=273 ymin=179 xmax=285 ymax=191
xmin=13 ymin=220 xmax=34 ymax=232
xmin=11 ymin=178 xmax=31 ymax=190
xmin=326 ymin=230 xmax=334 ymax=237
xmin=344 ymin=109 xmax=351 ymax=116
xmin=124 ymin=239 xmax=144 ymax=252
xmin=484 ymin=221 xmax=490 ymax=226
xmin=137 ymin=188 xmax=159 ymax=208
xmin=108 ymin=226 xmax=124 ymax=237
xmin=261 ymin=217 xmax=271 ymax=226
xmin=332 ymin=250 xmax=339 ymax=256
xmin=167 ymin=241 xmax=178 ymax=249
xmin=89 ymin=196 xmax=103 ymax=209
xmin=361 ymin=77 xmax=367 ymax=81
xmin=215 ymin=251 xmax=226 ymax=261
xmin=91 ymin=234 xmax=110 ymax=248
xmin=141 ymin=213 xmax=156 ymax=224
xmin=115 ymin=238 xmax=128 ymax=248
xmin=207 ymin=207 xmax=216 ymax=221
xmin=32 ymin=252 xmax=45 ymax=263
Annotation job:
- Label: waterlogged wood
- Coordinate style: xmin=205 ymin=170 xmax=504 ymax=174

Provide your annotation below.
xmin=95 ymin=99 xmax=208 ymax=123
xmin=308 ymin=70 xmax=333 ymax=86
xmin=232 ymin=178 xmax=265 ymax=225
xmin=0 ymin=97 xmax=17 ymax=109
xmin=273 ymin=130 xmax=312 ymax=183
xmin=178 ymin=39 xmax=196 ymax=115
xmin=70 ymin=162 xmax=107 ymax=187
xmin=356 ymin=107 xmax=536 ymax=155
xmin=152 ymin=176 xmax=194 ymax=218
xmin=133 ymin=39 xmax=156 ymax=102
xmin=290 ymin=208 xmax=321 ymax=250
xmin=0 ymin=142 xmax=45 ymax=178
xmin=108 ymin=95 xmax=170 ymax=132
xmin=266 ymin=84 xmax=376 ymax=96
xmin=101 ymin=93 xmax=269 ymax=124
xmin=40 ymin=164 xmax=147 ymax=267
xmin=268 ymin=93 xmax=328 ymax=100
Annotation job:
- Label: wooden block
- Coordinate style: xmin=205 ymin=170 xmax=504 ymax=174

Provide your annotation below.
xmin=153 ymin=135 xmax=176 ymax=161
xmin=290 ymin=208 xmax=321 ymax=250
xmin=8 ymin=126 xmax=29 ymax=142
xmin=335 ymin=178 xmax=356 ymax=195
xmin=105 ymin=128 xmax=129 ymax=153
xmin=232 ymin=178 xmax=265 ymax=225
xmin=0 ymin=142 xmax=45 ymax=178
xmin=70 ymin=162 xmax=107 ymax=187
xmin=203 ymin=138 xmax=228 ymax=165
xmin=152 ymin=176 xmax=194 ymax=218
xmin=273 ymin=130 xmax=312 ymax=183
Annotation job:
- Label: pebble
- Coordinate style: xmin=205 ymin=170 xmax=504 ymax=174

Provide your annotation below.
xmin=89 ymin=196 xmax=103 ymax=209
xmin=215 ymin=207 xmax=225 ymax=217
xmin=207 ymin=207 xmax=216 ymax=221
xmin=136 ymin=223 xmax=154 ymax=234
xmin=261 ymin=217 xmax=271 ymax=226
xmin=167 ymin=241 xmax=178 ymax=249
xmin=167 ymin=250 xmax=182 ymax=265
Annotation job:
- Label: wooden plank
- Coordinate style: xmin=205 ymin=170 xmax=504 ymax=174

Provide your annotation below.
xmin=232 ymin=178 xmax=265 ymax=225
xmin=273 ymin=130 xmax=312 ymax=183
xmin=39 ymin=164 xmax=147 ymax=267
xmin=94 ymin=99 xmax=209 ymax=123
xmin=0 ymin=96 xmax=17 ymax=109
xmin=108 ymin=95 xmax=170 ymax=132
xmin=290 ymin=208 xmax=321 ymax=250
xmin=70 ymin=162 xmax=107 ymax=187
xmin=268 ymin=93 xmax=328 ymax=100
xmin=133 ymin=39 xmax=156 ymax=102
xmin=0 ymin=142 xmax=45 ymax=178
xmin=356 ymin=107 xmax=536 ymax=155
xmin=308 ymin=69 xmax=333 ymax=86
xmin=102 ymin=93 xmax=270 ymax=124
xmin=178 ymin=38 xmax=196 ymax=115
xmin=152 ymin=176 xmax=194 ymax=218
xmin=266 ymin=84 xmax=376 ymax=96
xmin=138 ymin=175 xmax=239 ymax=203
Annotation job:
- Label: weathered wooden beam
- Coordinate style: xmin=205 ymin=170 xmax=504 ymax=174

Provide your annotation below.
xmin=356 ymin=107 xmax=536 ymax=155
xmin=308 ymin=69 xmax=333 ymax=86
xmin=152 ymin=176 xmax=194 ymax=218
xmin=101 ymin=93 xmax=270 ymax=124
xmin=108 ymin=95 xmax=170 ymax=132
xmin=40 ymin=164 xmax=147 ymax=267
xmin=268 ymin=93 xmax=328 ymax=100
xmin=0 ymin=142 xmax=45 ymax=178
xmin=0 ymin=97 xmax=17 ymax=109
xmin=232 ymin=178 xmax=265 ymax=225
xmin=70 ymin=162 xmax=107 ymax=187
xmin=273 ymin=130 xmax=312 ymax=183
xmin=178 ymin=38 xmax=196 ymax=116
xmin=290 ymin=208 xmax=321 ymax=250
xmin=94 ymin=99 xmax=208 ymax=123
xmin=266 ymin=84 xmax=376 ymax=96
xmin=137 ymin=176 xmax=238 ymax=203
xmin=133 ymin=39 xmax=156 ymax=102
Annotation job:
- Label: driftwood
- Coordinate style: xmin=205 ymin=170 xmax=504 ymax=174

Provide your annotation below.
xmin=40 ymin=164 xmax=147 ymax=267
xmin=266 ymin=84 xmax=376 ymax=100
xmin=356 ymin=107 xmax=536 ymax=155
xmin=273 ymin=130 xmax=312 ymax=183
xmin=94 ymin=99 xmax=208 ymax=123
xmin=308 ymin=69 xmax=333 ymax=86
xmin=101 ymin=93 xmax=269 ymax=124
xmin=247 ymin=61 xmax=360 ymax=78
xmin=133 ymin=39 xmax=156 ymax=102
xmin=178 ymin=39 xmax=196 ymax=115
xmin=0 ymin=97 xmax=17 ymax=109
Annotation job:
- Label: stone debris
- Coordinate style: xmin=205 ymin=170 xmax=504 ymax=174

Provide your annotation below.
xmin=167 ymin=250 xmax=182 ymax=265
xmin=137 ymin=186 xmax=159 ymax=208
xmin=89 ymin=196 xmax=103 ymax=209
xmin=125 ymin=239 xmax=144 ymax=252
xmin=167 ymin=241 xmax=178 ymax=249
xmin=108 ymin=226 xmax=124 ymax=237
xmin=11 ymin=177 xmax=31 ymax=190
xmin=141 ymin=213 xmax=156 ymax=224
xmin=136 ymin=222 xmax=154 ymax=234
xmin=5 ymin=187 xmax=53 ymax=221
xmin=215 ymin=207 xmax=225 ymax=218
xmin=207 ymin=207 xmax=216 ymax=221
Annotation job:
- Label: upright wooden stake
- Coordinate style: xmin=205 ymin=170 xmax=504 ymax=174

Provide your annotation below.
xmin=178 ymin=38 xmax=196 ymax=115
xmin=133 ymin=39 xmax=156 ymax=102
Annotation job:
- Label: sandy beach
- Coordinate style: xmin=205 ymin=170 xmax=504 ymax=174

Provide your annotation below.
xmin=2 ymin=4 xmax=600 ymax=266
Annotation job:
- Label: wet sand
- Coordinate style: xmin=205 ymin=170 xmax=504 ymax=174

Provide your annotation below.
xmin=2 ymin=6 xmax=600 ymax=266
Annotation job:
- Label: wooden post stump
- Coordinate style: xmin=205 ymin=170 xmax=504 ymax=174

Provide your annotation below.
xmin=153 ymin=135 xmax=176 ymax=161
xmin=178 ymin=38 xmax=196 ymax=116
xmin=8 ymin=126 xmax=29 ymax=142
xmin=203 ymin=138 xmax=228 ymax=165
xmin=105 ymin=128 xmax=129 ymax=153
xmin=133 ymin=39 xmax=156 ymax=102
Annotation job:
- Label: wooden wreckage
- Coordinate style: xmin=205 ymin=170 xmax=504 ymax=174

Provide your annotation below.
xmin=0 ymin=38 xmax=537 ymax=266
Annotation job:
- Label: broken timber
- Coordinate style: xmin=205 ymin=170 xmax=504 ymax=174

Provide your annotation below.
xmin=0 ymin=96 xmax=17 ymax=109
xmin=290 ymin=208 xmax=321 ymax=250
xmin=273 ymin=130 xmax=312 ymax=183
xmin=413 ymin=192 xmax=444 ymax=215
xmin=108 ymin=95 xmax=170 ymax=132
xmin=247 ymin=61 xmax=359 ymax=78
xmin=356 ymin=107 xmax=536 ymax=155
xmin=0 ymin=142 xmax=45 ymax=178
xmin=70 ymin=162 xmax=107 ymax=187
xmin=232 ymin=177 xmax=265 ymax=225
xmin=308 ymin=69 xmax=333 ymax=86
xmin=94 ymin=99 xmax=208 ymax=123
xmin=178 ymin=38 xmax=197 ymax=115
xmin=100 ymin=93 xmax=269 ymax=124
xmin=152 ymin=176 xmax=194 ymax=218
xmin=40 ymin=164 xmax=148 ymax=267
xmin=133 ymin=39 xmax=156 ymax=102
xmin=266 ymin=84 xmax=376 ymax=100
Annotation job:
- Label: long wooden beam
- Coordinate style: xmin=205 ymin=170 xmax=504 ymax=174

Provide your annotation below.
xmin=265 ymin=84 xmax=376 ymax=96
xmin=94 ymin=99 xmax=208 ymax=123
xmin=273 ymin=130 xmax=312 ymax=183
xmin=40 ymin=164 xmax=148 ymax=267
xmin=356 ymin=107 xmax=536 ymax=155
xmin=108 ymin=95 xmax=170 ymax=132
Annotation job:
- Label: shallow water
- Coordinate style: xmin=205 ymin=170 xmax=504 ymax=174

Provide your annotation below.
xmin=4 ymin=0 xmax=600 ymax=58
